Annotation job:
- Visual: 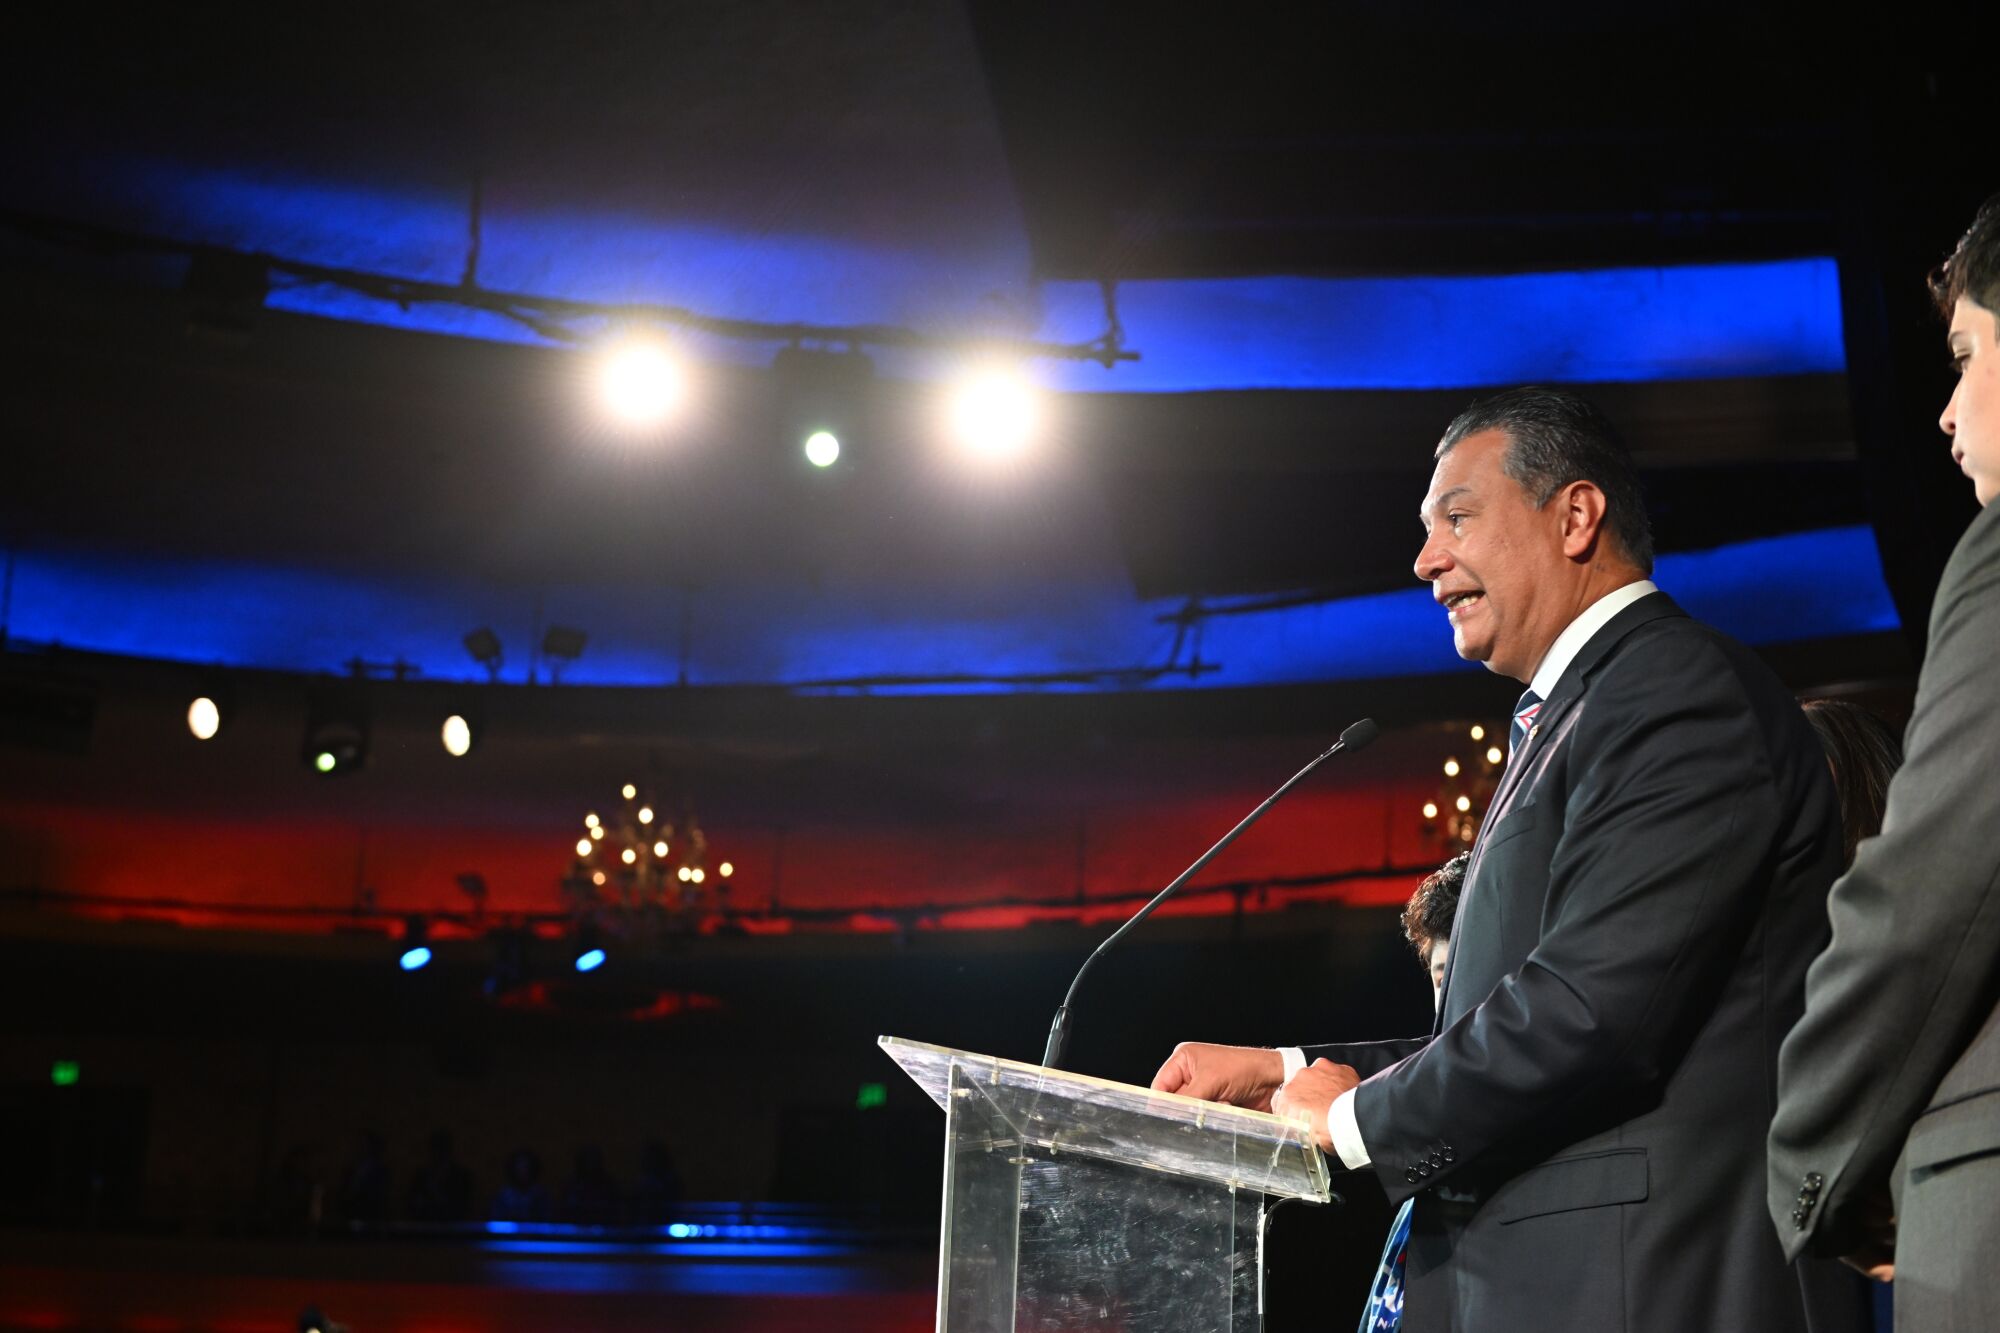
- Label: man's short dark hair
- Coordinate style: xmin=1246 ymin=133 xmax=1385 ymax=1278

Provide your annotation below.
xmin=1436 ymin=386 xmax=1655 ymax=574
xmin=1931 ymin=193 xmax=2000 ymax=319
xmin=1402 ymin=851 xmax=1470 ymax=957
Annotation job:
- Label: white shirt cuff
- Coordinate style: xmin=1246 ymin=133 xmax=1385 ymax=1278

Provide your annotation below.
xmin=1329 ymin=1088 xmax=1371 ymax=1169
xmin=1278 ymin=1047 xmax=1306 ymax=1081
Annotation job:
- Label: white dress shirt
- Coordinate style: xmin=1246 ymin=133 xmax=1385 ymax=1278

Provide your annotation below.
xmin=1285 ymin=579 xmax=1658 ymax=1168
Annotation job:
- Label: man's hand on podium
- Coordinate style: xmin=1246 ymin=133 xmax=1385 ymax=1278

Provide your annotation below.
xmin=1272 ymin=1058 xmax=1360 ymax=1155
xmin=1149 ymin=1042 xmax=1285 ymax=1112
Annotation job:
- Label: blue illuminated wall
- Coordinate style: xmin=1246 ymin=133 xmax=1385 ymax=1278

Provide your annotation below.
xmin=6 ymin=526 xmax=1896 ymax=691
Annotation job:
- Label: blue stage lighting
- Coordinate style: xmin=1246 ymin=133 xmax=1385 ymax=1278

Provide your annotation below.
xmin=574 ymin=947 xmax=606 ymax=973
xmin=399 ymin=946 xmax=433 ymax=971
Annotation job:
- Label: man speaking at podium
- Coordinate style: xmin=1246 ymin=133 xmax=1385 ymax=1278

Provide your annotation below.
xmin=1153 ymin=388 xmax=1865 ymax=1332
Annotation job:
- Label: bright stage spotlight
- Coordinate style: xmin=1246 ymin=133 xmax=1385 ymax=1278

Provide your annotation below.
xmin=947 ymin=366 xmax=1040 ymax=462
xmin=187 ymin=696 xmax=223 ymax=740
xmin=572 ymin=924 xmax=606 ymax=974
xmin=441 ymin=713 xmax=477 ymax=757
xmin=596 ymin=337 xmax=687 ymax=429
xmin=803 ymin=429 xmax=841 ymax=468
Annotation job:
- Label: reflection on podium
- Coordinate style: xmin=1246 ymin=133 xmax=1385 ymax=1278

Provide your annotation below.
xmin=883 ymin=1036 xmax=1333 ymax=1331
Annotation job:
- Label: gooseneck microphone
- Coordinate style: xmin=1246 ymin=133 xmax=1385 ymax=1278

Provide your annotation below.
xmin=1041 ymin=717 xmax=1379 ymax=1070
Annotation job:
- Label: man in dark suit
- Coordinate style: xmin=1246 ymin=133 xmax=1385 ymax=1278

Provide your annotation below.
xmin=1769 ymin=196 xmax=2000 ymax=1329
xmin=1154 ymin=386 xmax=1865 ymax=1331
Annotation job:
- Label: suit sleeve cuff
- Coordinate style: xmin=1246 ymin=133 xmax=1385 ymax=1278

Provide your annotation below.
xmin=1330 ymin=1088 xmax=1371 ymax=1169
xmin=1278 ymin=1047 xmax=1307 ymax=1082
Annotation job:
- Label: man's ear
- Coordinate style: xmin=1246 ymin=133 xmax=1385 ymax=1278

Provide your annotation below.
xmin=1557 ymin=480 xmax=1610 ymax=560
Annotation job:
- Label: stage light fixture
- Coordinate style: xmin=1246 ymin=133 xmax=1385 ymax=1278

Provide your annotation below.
xmin=637 ymin=805 xmax=654 ymax=825
xmin=947 ymin=365 xmax=1040 ymax=462
xmin=1422 ymin=802 xmax=1440 ymax=820
xmin=653 ymin=840 xmax=669 ymax=858
xmin=188 ymin=696 xmax=223 ymax=740
xmin=572 ymin=924 xmax=606 ymax=974
xmin=301 ymin=703 xmax=368 ymax=777
xmin=1469 ymin=724 xmax=1486 ymax=742
xmin=773 ymin=346 xmax=872 ymax=473
xmin=719 ymin=861 xmax=733 ymax=878
xmin=399 ymin=917 xmax=432 ymax=972
xmin=441 ymin=713 xmax=477 ymax=757
xmin=621 ymin=783 xmax=638 ymax=800
xmin=463 ymin=627 xmax=504 ymax=680
xmin=803 ymin=430 xmax=840 ymax=468
xmin=596 ymin=336 xmax=687 ymax=429
xmin=540 ymin=626 xmax=587 ymax=683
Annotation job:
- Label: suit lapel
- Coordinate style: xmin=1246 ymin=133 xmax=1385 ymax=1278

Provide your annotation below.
xmin=1432 ymin=591 xmax=1689 ymax=1026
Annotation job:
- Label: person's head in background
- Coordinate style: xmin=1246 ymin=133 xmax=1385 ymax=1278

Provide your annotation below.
xmin=1403 ymin=851 xmax=1470 ymax=1011
xmin=1933 ymin=194 xmax=2000 ymax=507
xmin=1801 ymin=698 xmax=1904 ymax=869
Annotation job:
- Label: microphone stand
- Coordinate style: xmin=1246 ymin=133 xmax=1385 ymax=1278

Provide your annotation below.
xmin=1042 ymin=718 xmax=1378 ymax=1069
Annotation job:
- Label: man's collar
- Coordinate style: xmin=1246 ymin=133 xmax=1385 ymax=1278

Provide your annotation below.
xmin=1526 ymin=579 xmax=1658 ymax=699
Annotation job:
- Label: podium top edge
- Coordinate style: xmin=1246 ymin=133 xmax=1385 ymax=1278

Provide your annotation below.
xmin=877 ymin=1034 xmax=1314 ymax=1134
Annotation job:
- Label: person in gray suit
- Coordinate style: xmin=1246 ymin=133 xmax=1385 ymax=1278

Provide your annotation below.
xmin=1769 ymin=195 xmax=2000 ymax=1327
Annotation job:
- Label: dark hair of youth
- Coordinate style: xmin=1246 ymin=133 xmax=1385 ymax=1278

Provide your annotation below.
xmin=1435 ymin=386 xmax=1656 ymax=574
xmin=1801 ymin=698 xmax=1904 ymax=869
xmin=1402 ymin=851 xmax=1471 ymax=958
xmin=1930 ymin=193 xmax=2000 ymax=318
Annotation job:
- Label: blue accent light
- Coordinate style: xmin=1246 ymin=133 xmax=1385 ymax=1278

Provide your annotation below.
xmin=47 ymin=158 xmax=1842 ymax=392
xmin=398 ymin=946 xmax=433 ymax=971
xmin=1033 ymin=260 xmax=1847 ymax=392
xmin=574 ymin=948 xmax=606 ymax=973
xmin=4 ymin=527 xmax=1896 ymax=692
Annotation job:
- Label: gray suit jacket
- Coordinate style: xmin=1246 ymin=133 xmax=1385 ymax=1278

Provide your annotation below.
xmin=1308 ymin=593 xmax=1866 ymax=1332
xmin=1769 ymin=502 xmax=2000 ymax=1327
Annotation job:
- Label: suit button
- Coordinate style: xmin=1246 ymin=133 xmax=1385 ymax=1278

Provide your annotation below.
xmin=1429 ymin=1152 xmax=1443 ymax=1167
xmin=1418 ymin=1162 xmax=1433 ymax=1178
xmin=1406 ymin=1167 xmax=1421 ymax=1183
xmin=1442 ymin=1146 xmax=1456 ymax=1162
xmin=1806 ymin=1173 xmax=1823 ymax=1189
xmin=1792 ymin=1208 xmax=1806 ymax=1227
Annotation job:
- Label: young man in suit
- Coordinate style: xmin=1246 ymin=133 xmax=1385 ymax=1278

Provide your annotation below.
xmin=1154 ymin=387 xmax=1864 ymax=1331
xmin=1768 ymin=195 xmax=2000 ymax=1329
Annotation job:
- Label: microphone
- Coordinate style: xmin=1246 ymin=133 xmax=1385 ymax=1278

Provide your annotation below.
xmin=1041 ymin=717 xmax=1379 ymax=1070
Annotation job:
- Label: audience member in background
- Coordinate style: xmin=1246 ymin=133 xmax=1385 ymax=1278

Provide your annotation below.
xmin=1800 ymin=699 xmax=1904 ymax=870
xmin=1359 ymin=853 xmax=1470 ymax=1333
xmin=334 ymin=1129 xmax=391 ymax=1225
xmin=630 ymin=1137 xmax=686 ymax=1225
xmin=489 ymin=1147 xmax=552 ymax=1223
xmin=560 ymin=1142 xmax=621 ymax=1225
xmin=1401 ymin=852 xmax=1469 ymax=1011
xmin=406 ymin=1128 xmax=475 ymax=1224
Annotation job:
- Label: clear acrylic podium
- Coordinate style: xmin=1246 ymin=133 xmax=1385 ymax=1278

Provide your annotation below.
xmin=882 ymin=1036 xmax=1333 ymax=1332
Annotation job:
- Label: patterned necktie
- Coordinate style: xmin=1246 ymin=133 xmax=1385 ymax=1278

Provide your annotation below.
xmin=1510 ymin=688 xmax=1542 ymax=759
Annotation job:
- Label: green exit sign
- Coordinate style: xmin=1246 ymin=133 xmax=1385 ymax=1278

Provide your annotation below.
xmin=855 ymin=1082 xmax=887 ymax=1110
xmin=51 ymin=1060 xmax=80 ymax=1087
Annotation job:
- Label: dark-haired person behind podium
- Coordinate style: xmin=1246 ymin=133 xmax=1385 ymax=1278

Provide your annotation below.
xmin=1153 ymin=387 xmax=1866 ymax=1332
xmin=1769 ymin=196 xmax=2000 ymax=1330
